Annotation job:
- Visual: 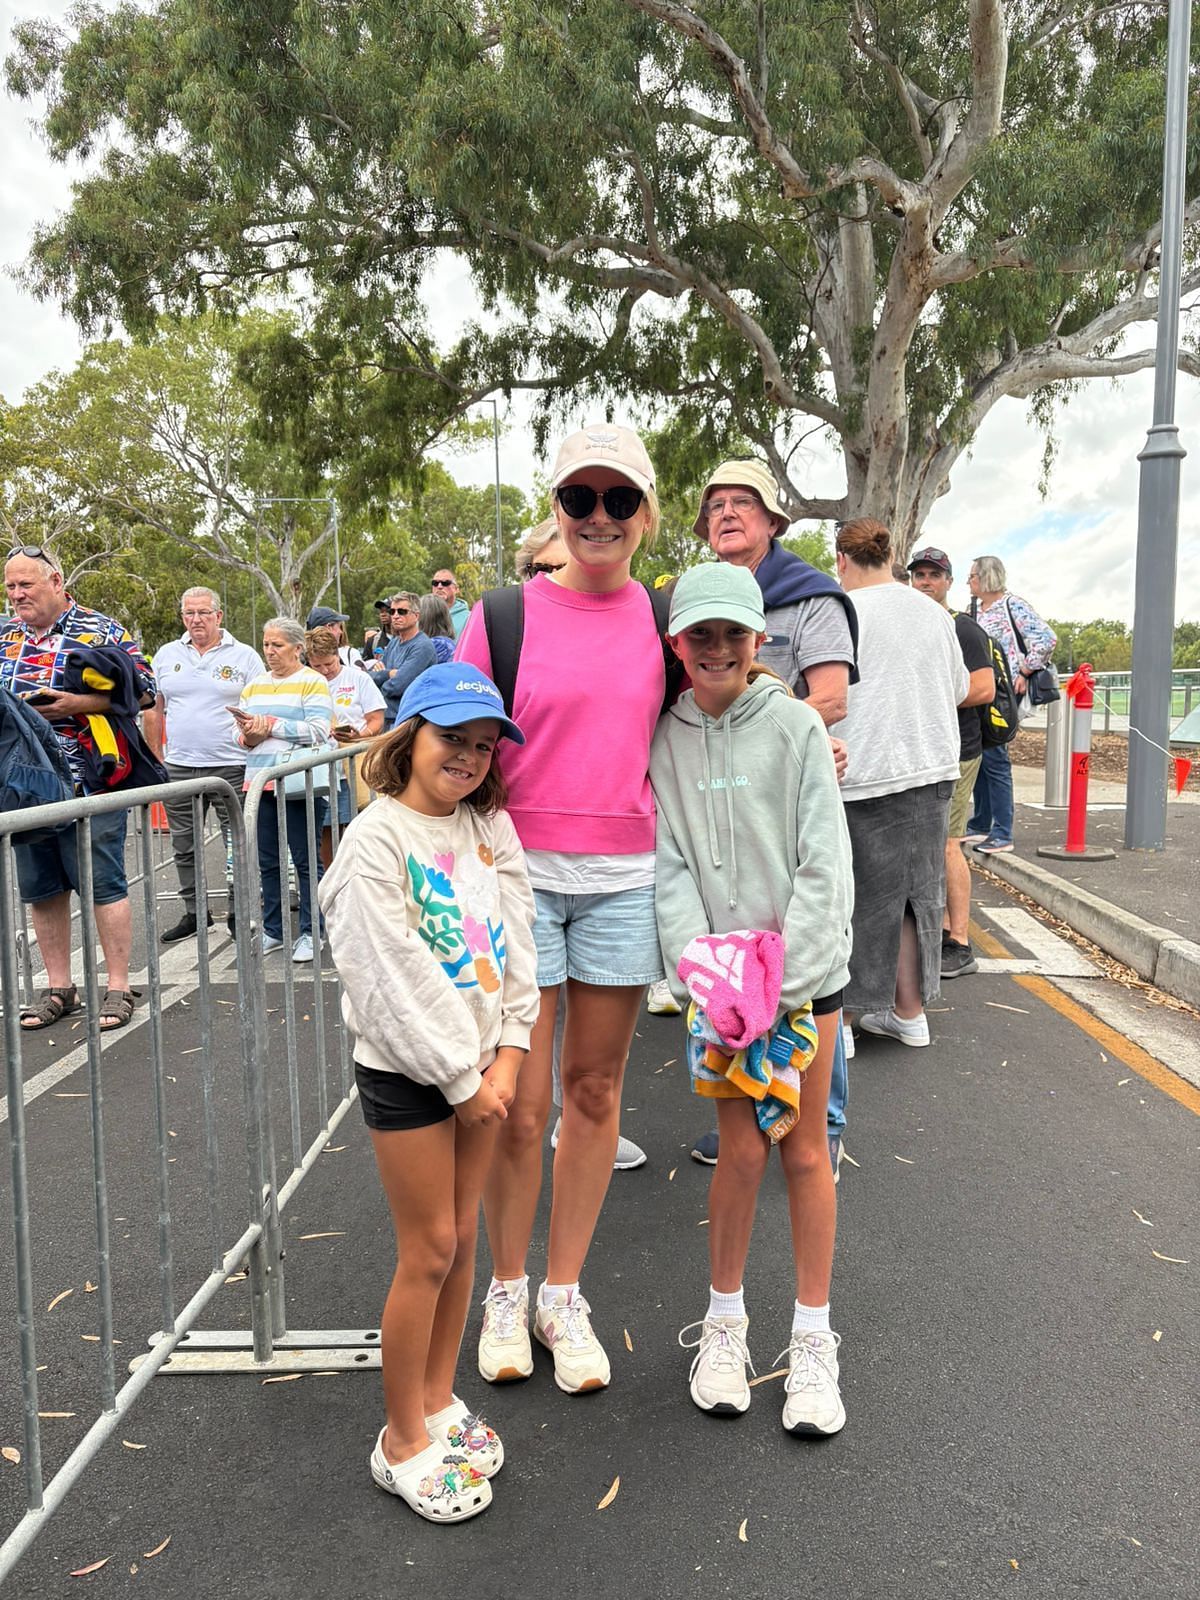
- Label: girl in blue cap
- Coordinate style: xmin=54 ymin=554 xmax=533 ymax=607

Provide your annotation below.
xmin=650 ymin=563 xmax=855 ymax=1437
xmin=319 ymin=663 xmax=539 ymax=1522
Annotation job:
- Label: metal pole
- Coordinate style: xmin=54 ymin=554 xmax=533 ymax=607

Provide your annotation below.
xmin=491 ymin=398 xmax=503 ymax=586
xmin=331 ymin=500 xmax=343 ymax=616
xmin=1043 ymin=695 xmax=1070 ymax=808
xmin=1125 ymin=0 xmax=1191 ymax=851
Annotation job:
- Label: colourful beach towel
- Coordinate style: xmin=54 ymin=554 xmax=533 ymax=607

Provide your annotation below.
xmin=685 ymin=1003 xmax=818 ymax=1143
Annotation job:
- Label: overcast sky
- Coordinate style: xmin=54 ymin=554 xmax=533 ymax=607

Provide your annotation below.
xmin=3 ymin=2 xmax=1197 ymax=624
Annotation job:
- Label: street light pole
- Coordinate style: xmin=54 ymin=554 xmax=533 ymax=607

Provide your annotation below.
xmin=489 ymin=398 xmax=503 ymax=586
xmin=1125 ymin=0 xmax=1191 ymax=851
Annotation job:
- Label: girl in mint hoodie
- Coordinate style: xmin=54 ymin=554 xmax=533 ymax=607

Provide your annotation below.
xmin=650 ymin=561 xmax=854 ymax=1437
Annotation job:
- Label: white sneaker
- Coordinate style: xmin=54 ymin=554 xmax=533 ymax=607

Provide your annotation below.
xmin=261 ymin=934 xmax=284 ymax=954
xmin=291 ymin=933 xmax=314 ymax=962
xmin=841 ymin=1022 xmax=855 ymax=1060
xmin=780 ymin=1329 xmax=845 ymax=1436
xmin=533 ymin=1289 xmax=611 ymax=1393
xmin=858 ymin=1008 xmax=930 ymax=1047
xmin=477 ymin=1281 xmax=533 ymax=1383
xmin=679 ymin=1316 xmax=754 ymax=1414
xmin=550 ymin=1117 xmax=647 ymax=1171
xmin=646 ymin=979 xmax=682 ymax=1016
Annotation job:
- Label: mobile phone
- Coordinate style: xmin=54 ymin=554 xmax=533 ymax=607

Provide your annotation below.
xmin=24 ymin=689 xmax=57 ymax=706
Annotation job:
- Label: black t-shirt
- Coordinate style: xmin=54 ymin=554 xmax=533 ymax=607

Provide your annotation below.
xmin=952 ymin=610 xmax=993 ymax=761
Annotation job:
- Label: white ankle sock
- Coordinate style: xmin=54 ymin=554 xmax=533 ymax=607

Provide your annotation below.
xmin=539 ymin=1280 xmax=578 ymax=1308
xmin=488 ymin=1274 xmax=528 ymax=1301
xmin=792 ymin=1299 xmax=832 ymax=1334
xmin=707 ymin=1285 xmax=746 ymax=1320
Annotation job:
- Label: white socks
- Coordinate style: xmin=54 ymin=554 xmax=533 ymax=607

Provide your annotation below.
xmin=539 ymin=1280 xmax=579 ymax=1308
xmin=488 ymin=1274 xmax=528 ymax=1301
xmin=707 ymin=1285 xmax=746 ymax=1320
xmin=792 ymin=1299 xmax=832 ymax=1335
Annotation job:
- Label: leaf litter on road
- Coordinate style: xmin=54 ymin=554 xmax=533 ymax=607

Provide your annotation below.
xmin=596 ymin=1476 xmax=620 ymax=1511
xmin=1150 ymin=1250 xmax=1188 ymax=1265
xmin=46 ymin=1288 xmax=74 ymax=1312
xmin=69 ymin=1557 xmax=110 ymax=1576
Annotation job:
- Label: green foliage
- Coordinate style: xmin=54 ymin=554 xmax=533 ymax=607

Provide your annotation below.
xmin=5 ymin=1 xmax=1198 ymax=544
xmin=0 ymin=314 xmax=533 ymax=644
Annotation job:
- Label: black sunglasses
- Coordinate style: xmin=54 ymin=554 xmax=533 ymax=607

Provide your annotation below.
xmin=528 ymin=561 xmax=566 ymax=576
xmin=430 ymin=577 xmax=455 ymax=587
xmin=555 ymin=484 xmax=644 ymax=521
xmin=7 ymin=543 xmax=60 ymax=569
xmin=389 ymin=606 xmax=412 ymax=615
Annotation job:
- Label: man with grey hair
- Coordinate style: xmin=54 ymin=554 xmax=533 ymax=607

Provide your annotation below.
xmin=143 ymin=586 xmax=264 ymax=942
xmin=367 ymin=591 xmax=436 ymax=726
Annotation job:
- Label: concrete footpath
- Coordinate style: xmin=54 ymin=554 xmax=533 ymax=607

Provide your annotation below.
xmin=981 ymin=765 xmax=1200 ymax=1010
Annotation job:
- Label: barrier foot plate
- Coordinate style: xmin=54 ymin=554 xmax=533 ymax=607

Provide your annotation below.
xmin=132 ymin=1327 xmax=382 ymax=1375
xmin=1035 ymin=845 xmax=1118 ymax=861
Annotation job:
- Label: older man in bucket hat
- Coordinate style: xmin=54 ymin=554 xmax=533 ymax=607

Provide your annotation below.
xmin=669 ymin=460 xmax=859 ymax=1179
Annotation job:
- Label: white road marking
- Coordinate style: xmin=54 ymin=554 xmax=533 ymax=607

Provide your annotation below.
xmin=980 ymin=907 xmax=1098 ymax=976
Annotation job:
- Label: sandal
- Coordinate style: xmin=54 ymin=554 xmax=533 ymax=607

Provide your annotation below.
xmin=369 ymin=1432 xmax=492 ymax=1523
xmin=98 ymin=989 xmax=139 ymax=1031
xmin=19 ymin=985 xmax=82 ymax=1031
xmin=426 ymin=1398 xmax=504 ymax=1478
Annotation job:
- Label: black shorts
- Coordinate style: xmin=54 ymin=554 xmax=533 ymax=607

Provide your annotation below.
xmin=355 ymin=1061 xmax=455 ymax=1132
xmin=812 ymin=991 xmax=844 ymax=1018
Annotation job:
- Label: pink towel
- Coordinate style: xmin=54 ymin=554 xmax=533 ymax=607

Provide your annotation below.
xmin=676 ymin=930 xmax=785 ymax=1050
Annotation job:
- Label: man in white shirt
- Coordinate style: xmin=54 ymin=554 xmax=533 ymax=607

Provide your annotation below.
xmin=306 ymin=604 xmax=364 ymax=667
xmin=143 ymin=587 xmax=264 ymax=942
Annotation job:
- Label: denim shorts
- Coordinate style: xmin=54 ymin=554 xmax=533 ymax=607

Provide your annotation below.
xmin=531 ymin=884 xmax=664 ymax=988
xmin=15 ymin=810 xmax=129 ymax=907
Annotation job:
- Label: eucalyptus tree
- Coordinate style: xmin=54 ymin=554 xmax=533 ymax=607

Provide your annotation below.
xmin=8 ymin=1 xmax=1198 ymax=552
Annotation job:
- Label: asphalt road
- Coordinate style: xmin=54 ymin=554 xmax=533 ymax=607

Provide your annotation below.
xmin=1 ymin=877 xmax=1197 ymax=1600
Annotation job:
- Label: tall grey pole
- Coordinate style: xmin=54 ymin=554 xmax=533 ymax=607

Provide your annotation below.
xmin=1125 ymin=0 xmax=1191 ymax=851
xmin=330 ymin=501 xmax=343 ymax=616
xmin=490 ymin=398 xmax=503 ymax=585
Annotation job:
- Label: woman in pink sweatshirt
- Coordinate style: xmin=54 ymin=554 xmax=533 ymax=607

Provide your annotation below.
xmin=456 ymin=423 xmax=667 ymax=1397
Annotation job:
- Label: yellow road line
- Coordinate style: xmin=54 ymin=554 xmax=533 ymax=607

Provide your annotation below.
xmin=967 ymin=918 xmax=1200 ymax=1117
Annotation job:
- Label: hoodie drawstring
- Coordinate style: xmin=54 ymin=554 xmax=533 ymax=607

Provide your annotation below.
xmin=723 ymin=717 xmax=738 ymax=909
xmin=701 ymin=718 xmax=722 ymax=871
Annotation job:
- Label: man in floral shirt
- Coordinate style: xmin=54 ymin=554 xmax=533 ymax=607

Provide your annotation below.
xmin=1 ymin=545 xmax=155 ymax=1031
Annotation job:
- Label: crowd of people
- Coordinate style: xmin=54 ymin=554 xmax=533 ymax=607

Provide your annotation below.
xmin=1 ymin=433 xmax=1060 ymax=1526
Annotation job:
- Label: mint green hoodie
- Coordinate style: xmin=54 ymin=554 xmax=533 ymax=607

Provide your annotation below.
xmin=650 ymin=674 xmax=854 ymax=1013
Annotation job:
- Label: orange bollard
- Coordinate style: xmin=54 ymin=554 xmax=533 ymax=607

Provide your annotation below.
xmin=149 ymin=801 xmax=171 ymax=832
xmin=1037 ymin=663 xmax=1116 ymax=862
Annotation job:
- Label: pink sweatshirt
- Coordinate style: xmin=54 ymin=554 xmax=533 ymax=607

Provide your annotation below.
xmin=456 ymin=576 xmax=664 ymax=854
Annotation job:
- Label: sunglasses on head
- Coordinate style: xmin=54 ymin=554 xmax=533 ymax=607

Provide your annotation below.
xmin=555 ymin=483 xmax=645 ymax=521
xmin=7 ymin=543 xmax=61 ymax=570
xmin=528 ymin=561 xmax=566 ymax=576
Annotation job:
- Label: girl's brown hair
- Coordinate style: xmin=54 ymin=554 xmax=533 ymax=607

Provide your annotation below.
xmin=835 ymin=517 xmax=892 ymax=569
xmin=746 ymin=661 xmax=792 ymax=693
xmin=360 ymin=717 xmax=509 ymax=815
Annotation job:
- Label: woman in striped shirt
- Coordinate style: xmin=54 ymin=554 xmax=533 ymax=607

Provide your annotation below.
xmin=234 ymin=616 xmax=334 ymax=962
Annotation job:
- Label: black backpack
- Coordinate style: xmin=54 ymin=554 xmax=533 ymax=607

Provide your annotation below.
xmin=0 ymin=692 xmax=75 ymax=841
xmin=952 ymin=613 xmax=1019 ymax=748
xmin=481 ymin=581 xmax=685 ymax=718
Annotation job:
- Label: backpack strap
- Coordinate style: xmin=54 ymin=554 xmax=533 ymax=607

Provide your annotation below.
xmin=645 ymin=579 xmax=685 ymax=716
xmin=481 ymin=586 xmax=525 ymax=718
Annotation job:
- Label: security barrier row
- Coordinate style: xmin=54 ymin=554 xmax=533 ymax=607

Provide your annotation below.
xmin=0 ymin=743 xmax=373 ymax=1582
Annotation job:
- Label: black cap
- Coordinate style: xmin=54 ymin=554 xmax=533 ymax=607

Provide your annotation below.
xmin=907 ymin=546 xmax=952 ymax=576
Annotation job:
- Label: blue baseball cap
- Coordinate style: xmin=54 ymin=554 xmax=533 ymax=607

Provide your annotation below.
xmin=395 ymin=663 xmax=526 ymax=745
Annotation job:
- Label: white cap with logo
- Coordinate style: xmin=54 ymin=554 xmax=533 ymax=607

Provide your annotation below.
xmin=551 ymin=424 xmax=656 ymax=495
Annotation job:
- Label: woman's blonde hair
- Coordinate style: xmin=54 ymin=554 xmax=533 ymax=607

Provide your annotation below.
xmin=304 ymin=625 xmax=339 ymax=660
xmin=514 ymin=517 xmax=562 ymax=580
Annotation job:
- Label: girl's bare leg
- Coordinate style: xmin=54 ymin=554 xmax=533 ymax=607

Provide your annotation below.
xmin=423 ymin=1116 xmax=500 ymax=1412
xmin=368 ymin=1117 xmax=457 ymax=1464
xmin=777 ymin=1012 xmax=839 ymax=1306
xmin=707 ymin=1096 xmax=771 ymax=1292
xmin=547 ymin=980 xmax=643 ymax=1283
xmin=482 ymin=985 xmax=557 ymax=1279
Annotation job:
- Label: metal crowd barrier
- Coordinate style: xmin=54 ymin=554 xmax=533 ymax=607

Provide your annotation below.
xmin=0 ymin=741 xmax=377 ymax=1581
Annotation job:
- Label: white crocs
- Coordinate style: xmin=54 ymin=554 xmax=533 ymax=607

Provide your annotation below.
xmin=369 ymin=1431 xmax=492 ymax=1522
xmin=425 ymin=1398 xmax=504 ymax=1478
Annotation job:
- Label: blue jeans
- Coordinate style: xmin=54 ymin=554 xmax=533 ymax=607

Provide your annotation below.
xmin=967 ymin=744 xmax=1014 ymax=844
xmin=827 ymin=1011 xmax=848 ymax=1136
xmin=257 ymin=792 xmax=328 ymax=940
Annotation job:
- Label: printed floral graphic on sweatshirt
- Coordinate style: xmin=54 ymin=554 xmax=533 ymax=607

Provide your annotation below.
xmin=406 ymin=844 xmax=508 ymax=992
